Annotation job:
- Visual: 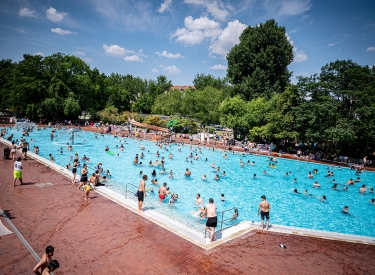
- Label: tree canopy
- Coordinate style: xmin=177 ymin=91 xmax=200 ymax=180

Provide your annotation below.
xmin=1 ymin=18 xmax=374 ymax=158
xmin=226 ymin=19 xmax=294 ymax=100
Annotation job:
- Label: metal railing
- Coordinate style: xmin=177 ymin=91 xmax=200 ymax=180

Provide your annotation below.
xmin=124 ymin=183 xmax=205 ymax=234
xmin=124 ymin=182 xmax=239 ymax=239
xmin=204 ymin=207 xmax=239 ymax=238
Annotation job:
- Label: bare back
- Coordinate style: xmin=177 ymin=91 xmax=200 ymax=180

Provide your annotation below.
xmin=259 ymin=200 xmax=270 ymax=212
xmin=206 ymin=203 xmax=217 ymax=217
xmin=138 ymin=179 xmax=145 ymax=192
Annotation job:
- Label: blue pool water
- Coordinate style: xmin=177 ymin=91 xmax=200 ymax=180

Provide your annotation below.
xmin=5 ymin=127 xmax=375 ymax=237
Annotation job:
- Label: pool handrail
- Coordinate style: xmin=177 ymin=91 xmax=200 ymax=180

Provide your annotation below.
xmin=124 ymin=182 xmax=205 ymax=234
xmin=204 ymin=207 xmax=239 ymax=238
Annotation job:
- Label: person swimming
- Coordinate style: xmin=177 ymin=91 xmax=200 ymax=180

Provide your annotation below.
xmin=294 ymin=188 xmax=301 ymax=194
xmin=341 ymin=206 xmax=349 ymax=214
xmin=202 ymin=174 xmax=207 ymax=180
xmin=231 ymin=209 xmax=239 ymax=220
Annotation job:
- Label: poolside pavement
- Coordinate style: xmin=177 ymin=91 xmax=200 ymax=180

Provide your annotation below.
xmin=1 ymin=142 xmax=375 ymax=275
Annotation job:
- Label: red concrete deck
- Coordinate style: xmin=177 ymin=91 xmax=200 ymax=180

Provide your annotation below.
xmin=1 ymin=143 xmax=375 ymax=275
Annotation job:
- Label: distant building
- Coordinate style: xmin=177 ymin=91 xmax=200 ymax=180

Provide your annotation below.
xmin=170 ymin=85 xmax=195 ymax=91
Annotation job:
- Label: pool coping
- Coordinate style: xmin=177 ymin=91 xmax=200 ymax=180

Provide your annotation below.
xmin=1 ymin=137 xmax=375 ymax=250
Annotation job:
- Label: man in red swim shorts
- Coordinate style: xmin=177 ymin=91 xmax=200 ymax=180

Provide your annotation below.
xmin=158 ymin=182 xmax=167 ymax=202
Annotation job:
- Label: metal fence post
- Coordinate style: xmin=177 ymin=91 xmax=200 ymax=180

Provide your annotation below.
xmin=125 ymin=184 xmax=127 ymax=199
xmin=221 ymin=212 xmax=224 ymax=231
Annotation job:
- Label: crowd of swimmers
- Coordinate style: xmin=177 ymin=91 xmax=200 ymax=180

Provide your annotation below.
xmin=3 ymin=125 xmax=375 ymax=212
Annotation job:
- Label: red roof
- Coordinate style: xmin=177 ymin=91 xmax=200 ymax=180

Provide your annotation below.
xmin=171 ymin=85 xmax=195 ymax=91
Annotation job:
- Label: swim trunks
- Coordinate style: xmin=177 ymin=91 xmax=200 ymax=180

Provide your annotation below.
xmin=22 ymin=148 xmax=27 ymax=153
xmin=159 ymin=194 xmax=166 ymax=200
xmin=260 ymin=211 xmax=270 ymax=220
xmin=137 ymin=191 xmax=144 ymax=202
xmin=206 ymin=216 xmax=217 ymax=228
xmin=14 ymin=170 xmax=22 ymax=178
xmin=80 ymin=175 xmax=88 ymax=182
xmin=72 ymin=168 xmax=77 ymax=173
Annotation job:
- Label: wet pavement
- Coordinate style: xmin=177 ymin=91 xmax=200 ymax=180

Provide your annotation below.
xmin=0 ymin=142 xmax=375 ymax=275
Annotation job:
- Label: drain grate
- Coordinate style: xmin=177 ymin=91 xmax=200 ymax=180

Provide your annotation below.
xmin=34 ymin=182 xmax=54 ymax=188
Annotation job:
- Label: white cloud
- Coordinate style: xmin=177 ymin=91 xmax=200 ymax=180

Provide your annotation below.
xmin=124 ymin=55 xmax=144 ymax=62
xmin=51 ymin=28 xmax=76 ymax=35
xmin=185 ymin=15 xmax=220 ymax=30
xmin=16 ymin=28 xmax=27 ymax=34
xmin=163 ymin=65 xmax=181 ymax=74
xmin=73 ymin=51 xmax=85 ymax=55
xmin=171 ymin=16 xmax=221 ymax=46
xmin=210 ymin=64 xmax=227 ymax=70
xmin=34 ymin=52 xmax=44 ymax=56
xmin=103 ymin=44 xmax=134 ymax=56
xmin=156 ymin=50 xmax=184 ymax=59
xmin=264 ymin=0 xmax=312 ymax=17
xmin=157 ymin=0 xmax=173 ymax=13
xmin=46 ymin=7 xmax=68 ymax=22
xmin=286 ymin=32 xmax=307 ymax=62
xmin=19 ymin=7 xmax=36 ymax=18
xmin=151 ymin=68 xmax=160 ymax=73
xmin=92 ymin=1 xmax=164 ymax=31
xmin=294 ymin=51 xmax=307 ymax=62
xmin=84 ymin=57 xmax=93 ymax=63
xmin=209 ymin=20 xmax=247 ymax=57
xmin=328 ymin=43 xmax=336 ymax=47
xmin=290 ymin=29 xmax=298 ymax=33
xmin=366 ymin=46 xmax=375 ymax=52
xmin=184 ymin=0 xmax=231 ymax=21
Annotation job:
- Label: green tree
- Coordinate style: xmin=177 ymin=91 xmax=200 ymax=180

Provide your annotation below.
xmin=193 ymin=73 xmax=229 ymax=90
xmin=226 ymin=19 xmax=294 ymax=100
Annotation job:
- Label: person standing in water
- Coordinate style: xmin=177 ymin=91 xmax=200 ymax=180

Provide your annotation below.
xmin=258 ymin=195 xmax=271 ymax=230
xmin=201 ymin=198 xmax=217 ymax=242
xmin=137 ymin=175 xmax=148 ymax=212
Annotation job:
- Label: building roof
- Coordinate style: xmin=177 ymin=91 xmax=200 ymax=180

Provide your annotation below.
xmin=171 ymin=85 xmax=195 ymax=91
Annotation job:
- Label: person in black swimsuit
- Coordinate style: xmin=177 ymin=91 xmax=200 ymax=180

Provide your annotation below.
xmin=72 ymin=160 xmax=78 ymax=184
xmin=78 ymin=164 xmax=88 ymax=191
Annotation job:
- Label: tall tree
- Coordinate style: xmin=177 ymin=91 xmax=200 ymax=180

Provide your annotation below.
xmin=226 ymin=19 xmax=294 ymax=100
xmin=193 ymin=73 xmax=229 ymax=90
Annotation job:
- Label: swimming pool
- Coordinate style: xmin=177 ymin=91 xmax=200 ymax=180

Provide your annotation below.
xmin=5 ymin=127 xmax=375 ymax=237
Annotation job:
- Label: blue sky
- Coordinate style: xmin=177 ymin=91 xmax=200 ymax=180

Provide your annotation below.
xmin=1 ymin=0 xmax=374 ymax=85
